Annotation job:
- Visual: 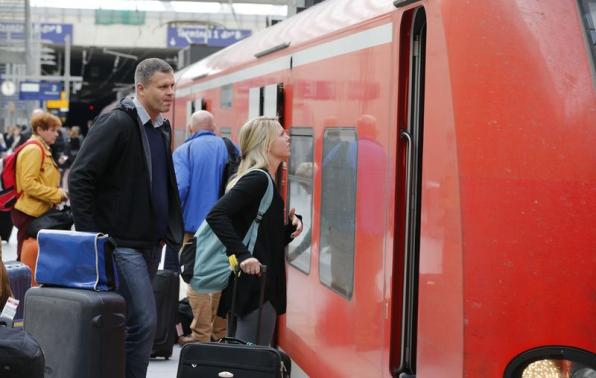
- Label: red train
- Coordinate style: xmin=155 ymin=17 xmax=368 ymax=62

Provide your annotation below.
xmin=170 ymin=0 xmax=596 ymax=376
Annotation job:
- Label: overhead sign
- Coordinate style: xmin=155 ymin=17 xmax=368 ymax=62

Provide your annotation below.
xmin=19 ymin=82 xmax=62 ymax=101
xmin=0 ymin=23 xmax=73 ymax=44
xmin=167 ymin=26 xmax=251 ymax=48
xmin=46 ymin=91 xmax=69 ymax=110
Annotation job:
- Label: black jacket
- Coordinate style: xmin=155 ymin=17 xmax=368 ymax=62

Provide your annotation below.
xmin=68 ymin=97 xmax=183 ymax=250
xmin=207 ymin=170 xmax=297 ymax=317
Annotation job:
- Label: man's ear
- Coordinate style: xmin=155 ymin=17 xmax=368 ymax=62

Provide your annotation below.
xmin=135 ymin=82 xmax=144 ymax=97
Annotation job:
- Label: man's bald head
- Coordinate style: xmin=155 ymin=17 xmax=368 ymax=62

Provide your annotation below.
xmin=189 ymin=110 xmax=215 ymax=134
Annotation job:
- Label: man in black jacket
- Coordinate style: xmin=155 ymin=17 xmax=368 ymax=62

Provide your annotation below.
xmin=69 ymin=58 xmax=183 ymax=378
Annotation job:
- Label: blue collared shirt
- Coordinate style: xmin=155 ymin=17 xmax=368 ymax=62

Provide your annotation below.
xmin=133 ymin=96 xmax=169 ymax=237
xmin=173 ymin=131 xmax=236 ymax=233
xmin=133 ymin=97 xmax=165 ymax=128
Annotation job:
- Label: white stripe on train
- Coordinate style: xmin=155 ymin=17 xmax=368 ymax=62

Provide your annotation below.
xmin=175 ymin=22 xmax=393 ymax=97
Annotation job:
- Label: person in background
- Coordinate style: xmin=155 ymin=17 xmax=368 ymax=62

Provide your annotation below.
xmin=68 ymin=58 xmax=183 ymax=378
xmin=207 ymin=117 xmax=302 ymax=345
xmin=173 ymin=110 xmax=236 ymax=344
xmin=68 ymin=126 xmax=82 ymax=161
xmin=11 ymin=112 xmax=67 ymax=260
xmin=0 ymin=258 xmax=13 ymax=311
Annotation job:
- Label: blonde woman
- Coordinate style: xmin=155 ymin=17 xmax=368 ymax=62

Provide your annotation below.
xmin=206 ymin=117 xmax=302 ymax=345
xmin=11 ymin=112 xmax=67 ymax=259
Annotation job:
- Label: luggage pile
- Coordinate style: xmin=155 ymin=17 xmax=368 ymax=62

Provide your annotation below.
xmin=24 ymin=230 xmax=126 ymax=378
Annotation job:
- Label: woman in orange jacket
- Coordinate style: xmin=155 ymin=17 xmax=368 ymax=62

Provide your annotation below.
xmin=11 ymin=112 xmax=67 ymax=259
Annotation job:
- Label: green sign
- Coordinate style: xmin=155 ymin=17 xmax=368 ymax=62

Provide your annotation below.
xmin=95 ymin=9 xmax=145 ymax=25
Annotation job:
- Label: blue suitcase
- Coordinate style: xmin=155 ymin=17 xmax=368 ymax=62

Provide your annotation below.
xmin=5 ymin=261 xmax=32 ymax=326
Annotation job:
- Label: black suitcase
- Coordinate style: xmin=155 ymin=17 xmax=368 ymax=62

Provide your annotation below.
xmin=0 ymin=324 xmax=45 ymax=378
xmin=0 ymin=210 xmax=13 ymax=241
xmin=177 ymin=265 xmax=291 ymax=378
xmin=24 ymin=287 xmax=126 ymax=378
xmin=151 ymin=269 xmax=179 ymax=359
xmin=5 ymin=261 xmax=32 ymax=325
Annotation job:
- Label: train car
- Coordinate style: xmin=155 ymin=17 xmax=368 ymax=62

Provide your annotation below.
xmin=171 ymin=0 xmax=596 ymax=376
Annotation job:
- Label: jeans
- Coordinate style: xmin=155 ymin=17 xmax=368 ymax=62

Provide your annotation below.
xmin=113 ymin=246 xmax=162 ymax=378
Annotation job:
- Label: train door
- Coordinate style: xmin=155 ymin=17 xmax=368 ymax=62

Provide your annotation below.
xmin=390 ymin=6 xmax=426 ymax=377
xmin=247 ymin=82 xmax=287 ymax=188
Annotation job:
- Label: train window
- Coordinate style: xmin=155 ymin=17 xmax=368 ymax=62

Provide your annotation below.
xmin=220 ymin=127 xmax=232 ymax=139
xmin=579 ymin=0 xmax=596 ymax=74
xmin=286 ymin=128 xmax=314 ymax=274
xmin=319 ymin=128 xmax=357 ymax=298
xmin=220 ymin=84 xmax=233 ymax=108
xmin=505 ymin=346 xmax=596 ymax=378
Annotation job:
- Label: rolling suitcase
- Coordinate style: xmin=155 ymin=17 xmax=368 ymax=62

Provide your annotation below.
xmin=151 ymin=269 xmax=179 ymax=359
xmin=0 ymin=323 xmax=45 ymax=378
xmin=24 ymin=287 xmax=126 ymax=378
xmin=20 ymin=238 xmax=39 ymax=286
xmin=177 ymin=266 xmax=291 ymax=378
xmin=0 ymin=210 xmax=13 ymax=241
xmin=5 ymin=261 xmax=32 ymax=326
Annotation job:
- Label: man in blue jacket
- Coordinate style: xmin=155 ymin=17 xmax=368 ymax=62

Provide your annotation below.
xmin=69 ymin=58 xmax=183 ymax=378
xmin=174 ymin=110 xmax=236 ymax=344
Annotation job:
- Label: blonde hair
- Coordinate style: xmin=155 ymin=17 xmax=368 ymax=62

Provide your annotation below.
xmin=227 ymin=116 xmax=281 ymax=190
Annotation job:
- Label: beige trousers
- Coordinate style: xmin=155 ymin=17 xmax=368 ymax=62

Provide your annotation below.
xmin=186 ymin=286 xmax=227 ymax=342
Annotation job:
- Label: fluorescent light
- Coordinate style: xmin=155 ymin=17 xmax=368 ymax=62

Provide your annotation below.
xmin=31 ymin=0 xmax=287 ymax=16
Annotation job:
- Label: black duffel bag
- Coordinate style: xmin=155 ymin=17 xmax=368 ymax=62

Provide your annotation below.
xmin=26 ymin=207 xmax=73 ymax=238
xmin=0 ymin=322 xmax=45 ymax=378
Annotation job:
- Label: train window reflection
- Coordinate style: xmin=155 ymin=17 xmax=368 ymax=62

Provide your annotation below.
xmin=287 ymin=128 xmax=313 ymax=274
xmin=319 ymin=128 xmax=357 ymax=299
xmin=579 ymin=0 xmax=596 ymax=74
xmin=220 ymin=127 xmax=232 ymax=139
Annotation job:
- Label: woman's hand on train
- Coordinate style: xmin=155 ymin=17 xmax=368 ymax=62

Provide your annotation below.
xmin=289 ymin=208 xmax=303 ymax=238
xmin=240 ymin=257 xmax=261 ymax=275
xmin=60 ymin=189 xmax=69 ymax=202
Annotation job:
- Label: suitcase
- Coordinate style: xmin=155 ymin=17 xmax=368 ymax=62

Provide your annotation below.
xmin=5 ymin=261 xmax=32 ymax=325
xmin=20 ymin=238 xmax=39 ymax=286
xmin=24 ymin=287 xmax=126 ymax=378
xmin=0 ymin=210 xmax=13 ymax=241
xmin=151 ymin=269 xmax=179 ymax=359
xmin=178 ymin=297 xmax=194 ymax=337
xmin=177 ymin=266 xmax=291 ymax=378
xmin=0 ymin=324 xmax=45 ymax=378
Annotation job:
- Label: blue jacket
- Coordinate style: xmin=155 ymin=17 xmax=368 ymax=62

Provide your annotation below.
xmin=173 ymin=131 xmax=237 ymax=233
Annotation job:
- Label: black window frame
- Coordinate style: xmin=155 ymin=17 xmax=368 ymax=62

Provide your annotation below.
xmin=578 ymin=0 xmax=596 ymax=81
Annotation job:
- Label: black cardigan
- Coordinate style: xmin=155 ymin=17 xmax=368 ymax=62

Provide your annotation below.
xmin=206 ymin=170 xmax=297 ymax=317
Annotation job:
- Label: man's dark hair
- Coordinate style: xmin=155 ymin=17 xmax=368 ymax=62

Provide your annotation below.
xmin=134 ymin=58 xmax=173 ymax=85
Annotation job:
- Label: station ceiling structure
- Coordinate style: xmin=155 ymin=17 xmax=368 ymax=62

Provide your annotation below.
xmin=1 ymin=0 xmax=322 ymax=130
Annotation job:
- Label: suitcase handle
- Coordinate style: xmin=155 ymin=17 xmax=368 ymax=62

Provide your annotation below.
xmin=228 ymin=264 xmax=268 ymax=344
xmin=218 ymin=337 xmax=255 ymax=346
